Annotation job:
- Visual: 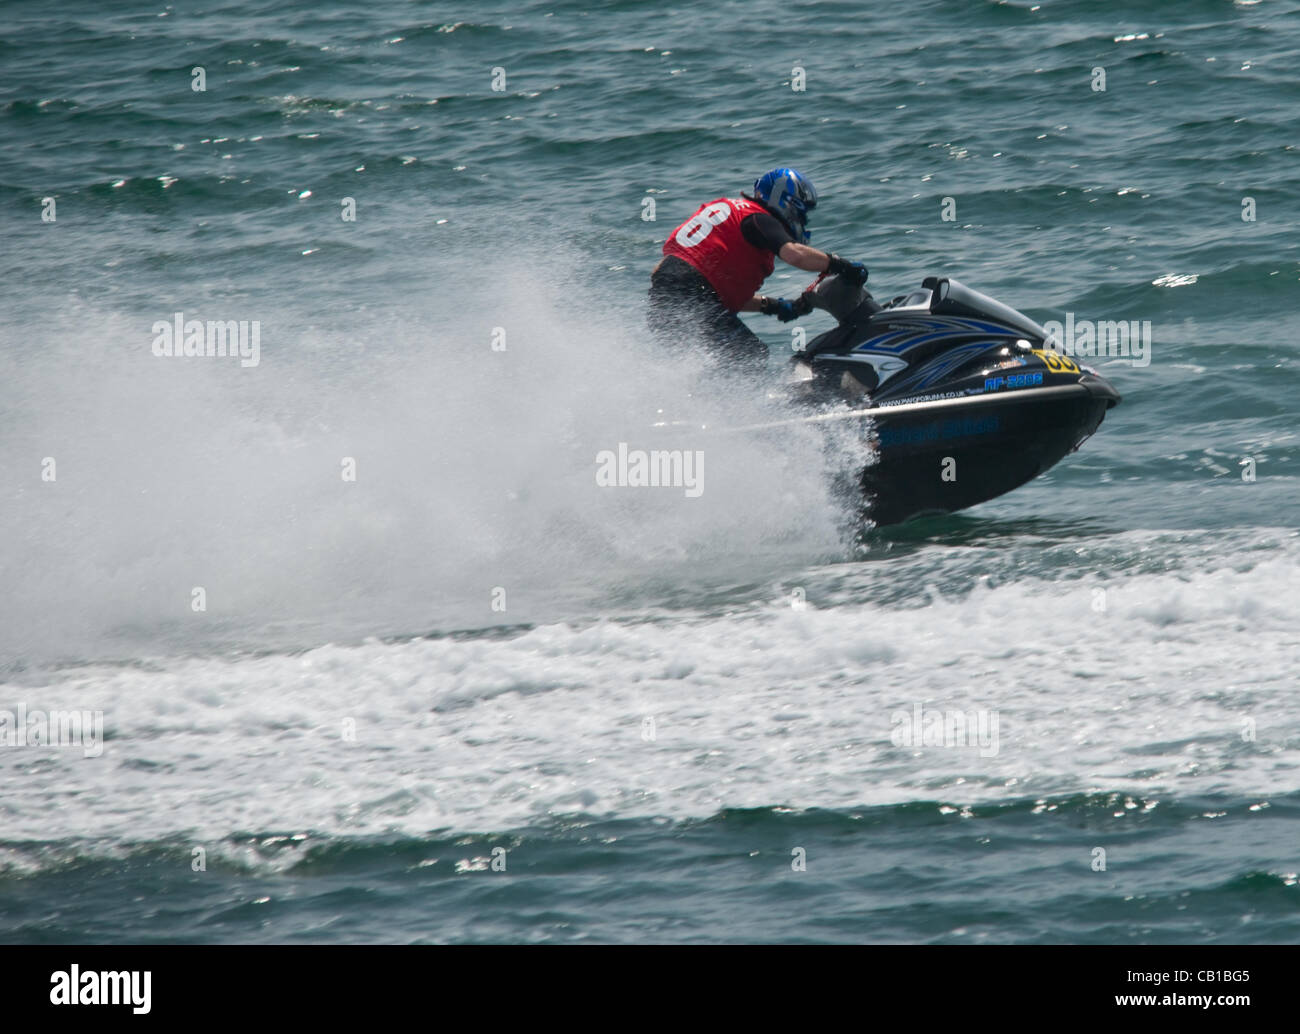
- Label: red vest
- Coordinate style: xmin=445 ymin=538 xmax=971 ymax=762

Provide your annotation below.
xmin=661 ymin=197 xmax=776 ymax=311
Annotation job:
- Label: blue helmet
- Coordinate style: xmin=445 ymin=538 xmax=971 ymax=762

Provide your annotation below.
xmin=753 ymin=167 xmax=818 ymax=243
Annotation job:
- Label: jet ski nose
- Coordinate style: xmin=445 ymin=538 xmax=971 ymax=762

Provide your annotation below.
xmin=1079 ymin=372 xmax=1122 ymax=409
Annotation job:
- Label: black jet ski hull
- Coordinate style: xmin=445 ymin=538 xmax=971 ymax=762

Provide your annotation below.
xmin=794 ymin=275 xmax=1124 ymax=525
xmin=863 ymin=381 xmax=1115 ymax=525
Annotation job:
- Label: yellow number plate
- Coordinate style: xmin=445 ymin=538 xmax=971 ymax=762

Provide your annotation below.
xmin=1032 ymin=349 xmax=1080 ymax=374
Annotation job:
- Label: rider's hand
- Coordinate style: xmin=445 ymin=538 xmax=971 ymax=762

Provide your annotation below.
xmin=826 ymin=253 xmax=869 ymax=286
xmin=761 ymin=295 xmax=813 ymax=322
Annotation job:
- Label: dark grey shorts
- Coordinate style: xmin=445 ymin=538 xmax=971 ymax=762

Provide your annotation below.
xmin=647 ymin=257 xmax=768 ymax=373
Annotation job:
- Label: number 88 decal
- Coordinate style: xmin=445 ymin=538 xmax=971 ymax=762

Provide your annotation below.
xmin=675 ymin=202 xmax=732 ymax=247
xmin=1032 ymin=349 xmax=1080 ymax=374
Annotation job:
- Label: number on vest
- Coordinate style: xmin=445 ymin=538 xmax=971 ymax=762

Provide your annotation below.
xmin=674 ymin=202 xmax=732 ymax=247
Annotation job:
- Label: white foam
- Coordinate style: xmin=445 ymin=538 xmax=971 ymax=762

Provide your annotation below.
xmin=0 ymin=251 xmax=859 ymax=663
xmin=4 ymin=536 xmax=1296 ymax=849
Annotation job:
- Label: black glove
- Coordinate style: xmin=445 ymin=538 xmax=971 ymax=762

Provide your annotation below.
xmin=826 ymin=253 xmax=869 ymax=286
xmin=759 ymin=294 xmax=813 ymax=322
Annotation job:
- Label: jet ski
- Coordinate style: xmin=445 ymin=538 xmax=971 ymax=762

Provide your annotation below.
xmin=785 ymin=274 xmax=1121 ymax=525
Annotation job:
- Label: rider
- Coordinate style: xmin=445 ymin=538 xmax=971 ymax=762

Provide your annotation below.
xmin=648 ymin=168 xmax=869 ymax=371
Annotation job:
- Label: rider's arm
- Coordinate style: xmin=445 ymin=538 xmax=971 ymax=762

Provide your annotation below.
xmin=738 ymin=213 xmax=867 ymax=314
xmin=739 ymin=212 xmax=800 ymax=313
xmin=781 ymin=243 xmax=868 ymax=284
xmin=778 ymin=242 xmax=830 ymax=272
xmin=742 ymin=211 xmax=866 ymax=279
